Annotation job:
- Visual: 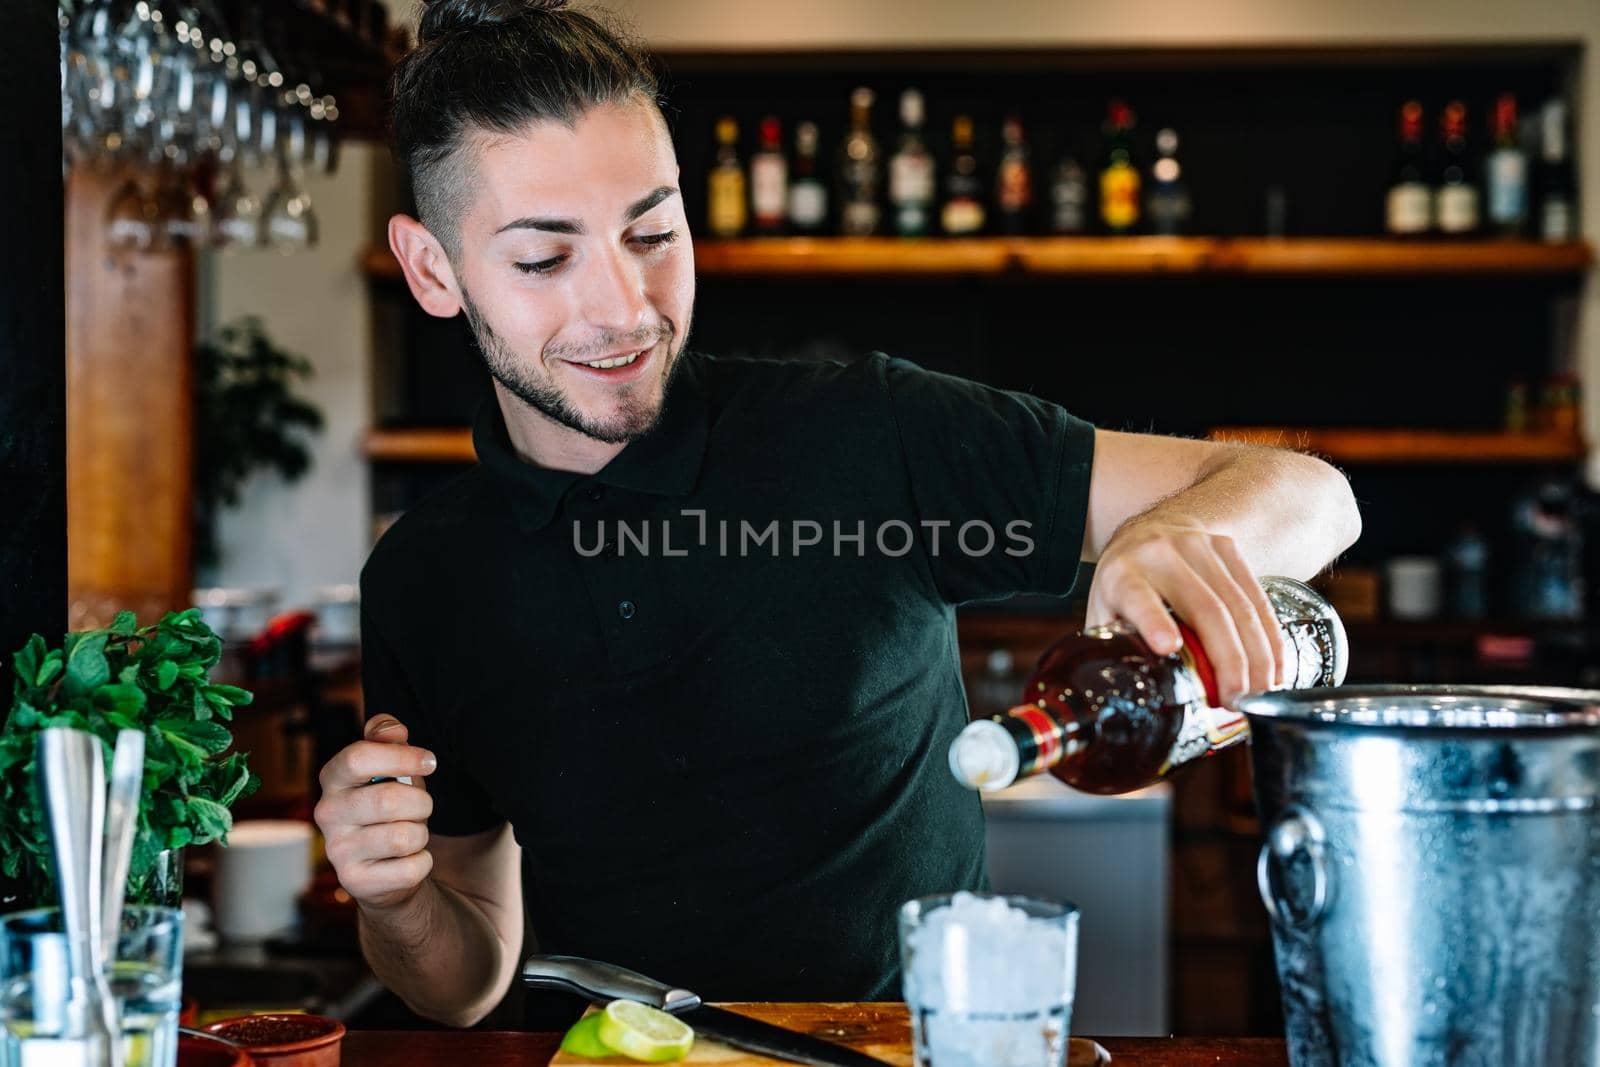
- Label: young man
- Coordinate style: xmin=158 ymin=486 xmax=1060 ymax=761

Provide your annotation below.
xmin=313 ymin=0 xmax=1360 ymax=1028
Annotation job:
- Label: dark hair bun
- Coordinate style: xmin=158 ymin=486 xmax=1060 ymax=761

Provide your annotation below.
xmin=418 ymin=0 xmax=569 ymax=43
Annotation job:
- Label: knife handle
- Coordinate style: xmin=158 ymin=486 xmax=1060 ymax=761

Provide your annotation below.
xmin=520 ymin=954 xmax=702 ymax=1013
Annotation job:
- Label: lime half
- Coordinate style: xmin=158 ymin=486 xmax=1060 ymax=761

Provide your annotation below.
xmin=559 ymin=1012 xmax=615 ymax=1059
xmin=597 ymin=1000 xmax=695 ymax=1063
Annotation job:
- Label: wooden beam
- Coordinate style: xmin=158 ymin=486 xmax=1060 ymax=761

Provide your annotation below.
xmin=65 ymin=171 xmax=196 ymax=629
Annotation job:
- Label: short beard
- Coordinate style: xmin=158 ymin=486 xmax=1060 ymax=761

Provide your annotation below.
xmin=460 ymin=289 xmax=682 ymax=446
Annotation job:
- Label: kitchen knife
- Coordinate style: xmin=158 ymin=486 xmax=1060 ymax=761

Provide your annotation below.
xmin=522 ymin=954 xmax=896 ymax=1067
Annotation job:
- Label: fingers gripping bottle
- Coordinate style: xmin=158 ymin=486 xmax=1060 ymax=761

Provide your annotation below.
xmin=949 ymin=576 xmax=1347 ymax=795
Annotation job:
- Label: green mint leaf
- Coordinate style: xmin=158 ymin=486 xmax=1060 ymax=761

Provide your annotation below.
xmin=155 ymin=661 xmax=179 ymax=691
xmin=204 ymin=685 xmax=253 ymax=707
xmin=63 ymin=633 xmax=110 ymax=696
xmin=109 ymin=612 xmax=137 ymax=636
xmin=34 ymin=654 xmax=62 ymax=688
xmin=185 ymin=796 xmax=232 ymax=842
xmin=13 ymin=635 xmax=47 ymax=690
xmin=172 ymin=720 xmax=231 ymax=756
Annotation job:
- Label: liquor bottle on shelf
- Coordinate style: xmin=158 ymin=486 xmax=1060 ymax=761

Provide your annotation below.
xmin=1385 ymin=99 xmax=1431 ymax=237
xmin=1048 ymin=151 xmax=1089 ymax=234
xmin=787 ymin=121 xmax=829 ymax=235
xmin=749 ymin=116 xmax=788 ymax=236
xmin=1537 ymin=98 xmax=1575 ymax=243
xmin=837 ymin=87 xmax=882 ymax=236
xmin=941 ymin=114 xmax=986 ymax=236
xmin=948 ymin=576 xmax=1347 ymax=796
xmin=994 ymin=115 xmax=1034 ymax=235
xmin=1434 ymin=100 xmax=1479 ymax=237
xmin=706 ymin=116 xmax=746 ymax=238
xmin=888 ymin=89 xmax=936 ymax=237
xmin=1485 ymin=92 xmax=1528 ymax=238
xmin=1146 ymin=127 xmax=1191 ymax=236
xmin=1099 ymin=99 xmax=1141 ymax=235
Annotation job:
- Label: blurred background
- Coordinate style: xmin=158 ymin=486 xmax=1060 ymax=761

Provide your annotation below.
xmin=8 ymin=0 xmax=1600 ymax=1041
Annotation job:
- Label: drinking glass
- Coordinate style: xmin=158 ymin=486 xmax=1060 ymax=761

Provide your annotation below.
xmin=899 ymin=892 xmax=1079 ymax=1067
xmin=0 ymin=906 xmax=184 ymax=1067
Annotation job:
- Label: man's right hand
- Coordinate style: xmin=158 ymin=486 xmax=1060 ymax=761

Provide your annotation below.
xmin=314 ymin=715 xmax=438 ymax=912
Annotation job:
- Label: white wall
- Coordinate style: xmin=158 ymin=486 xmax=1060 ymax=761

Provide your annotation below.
xmin=197 ymin=144 xmax=381 ymax=610
xmin=199 ymin=0 xmax=1600 ymax=611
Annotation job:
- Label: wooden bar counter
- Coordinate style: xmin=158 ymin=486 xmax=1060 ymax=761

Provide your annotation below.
xmin=339 ymin=1003 xmax=1287 ymax=1066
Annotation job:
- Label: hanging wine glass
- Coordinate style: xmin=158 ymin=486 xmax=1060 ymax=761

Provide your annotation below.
xmin=211 ymin=146 xmax=262 ymax=250
xmin=261 ymin=112 xmax=317 ymax=252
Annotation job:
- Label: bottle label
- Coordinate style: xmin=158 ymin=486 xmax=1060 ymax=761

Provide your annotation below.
xmin=1156 ymin=619 xmax=1249 ymax=777
xmin=1541 ymin=198 xmax=1573 ymax=242
xmin=997 ymin=161 xmax=1031 ymax=212
xmin=1101 ymin=164 xmax=1140 ymax=230
xmin=942 ymin=198 xmax=985 ymax=235
xmin=1487 ymin=150 xmax=1528 ymax=225
xmin=751 ymin=156 xmax=788 ymax=223
xmin=889 ymin=154 xmax=935 ymax=206
xmin=1435 ymin=184 xmax=1479 ymax=233
xmin=708 ymin=170 xmax=747 ymax=237
xmin=842 ymin=200 xmax=880 ymax=236
xmin=1386 ymin=182 xmax=1431 ymax=234
xmin=787 ymin=181 xmax=827 ymax=229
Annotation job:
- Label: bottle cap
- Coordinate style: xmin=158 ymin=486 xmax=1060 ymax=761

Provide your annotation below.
xmin=948 ymin=719 xmax=1021 ymax=792
xmin=900 ymin=88 xmax=924 ymax=127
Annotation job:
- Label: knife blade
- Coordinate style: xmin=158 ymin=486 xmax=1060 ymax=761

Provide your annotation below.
xmin=522 ymin=954 xmax=896 ymax=1067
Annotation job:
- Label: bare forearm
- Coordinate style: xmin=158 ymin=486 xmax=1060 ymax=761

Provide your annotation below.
xmin=357 ymin=876 xmax=516 ymax=1027
xmin=1131 ymin=447 xmax=1361 ymax=580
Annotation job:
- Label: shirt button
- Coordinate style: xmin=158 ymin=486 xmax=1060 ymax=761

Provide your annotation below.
xmin=587 ymin=486 xmax=605 ymax=502
xmin=618 ymin=600 xmax=636 ymax=620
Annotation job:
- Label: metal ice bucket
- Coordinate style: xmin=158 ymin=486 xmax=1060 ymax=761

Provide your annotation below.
xmin=1242 ymin=686 xmax=1600 ymax=1067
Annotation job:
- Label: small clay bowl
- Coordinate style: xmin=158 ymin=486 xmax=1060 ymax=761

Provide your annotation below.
xmin=178 ymin=1028 xmax=254 ymax=1067
xmin=203 ymin=1013 xmax=345 ymax=1067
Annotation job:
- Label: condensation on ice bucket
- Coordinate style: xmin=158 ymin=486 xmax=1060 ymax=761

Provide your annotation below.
xmin=1242 ymin=685 xmax=1600 ymax=1067
xmin=898 ymin=892 xmax=1079 ymax=1067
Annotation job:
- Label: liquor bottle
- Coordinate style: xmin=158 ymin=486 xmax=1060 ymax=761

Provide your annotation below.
xmin=787 ymin=121 xmax=829 ymax=235
xmin=1049 ymin=153 xmax=1089 ymax=234
xmin=994 ymin=115 xmax=1034 ymax=235
xmin=948 ymin=576 xmax=1348 ymax=795
xmin=1146 ymin=127 xmax=1191 ymax=236
xmin=1385 ymin=100 xmax=1431 ymax=236
xmin=749 ymin=116 xmax=788 ymax=236
xmin=1537 ymin=98 xmax=1575 ymax=243
xmin=1485 ymin=92 xmax=1528 ymax=238
xmin=940 ymin=115 xmax=986 ymax=236
xmin=707 ymin=116 xmax=747 ymax=238
xmin=838 ymin=87 xmax=882 ymax=236
xmin=1434 ymin=100 xmax=1479 ymax=237
xmin=888 ymin=89 xmax=936 ymax=237
xmin=1099 ymin=99 xmax=1140 ymax=235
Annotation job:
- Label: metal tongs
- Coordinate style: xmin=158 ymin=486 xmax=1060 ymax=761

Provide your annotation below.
xmin=37 ymin=727 xmax=146 ymax=1067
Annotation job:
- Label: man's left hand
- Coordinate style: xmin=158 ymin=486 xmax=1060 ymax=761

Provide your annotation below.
xmin=1084 ymin=519 xmax=1286 ymax=707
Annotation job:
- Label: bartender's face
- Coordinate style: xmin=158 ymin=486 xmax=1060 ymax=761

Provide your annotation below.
xmin=453 ymin=98 xmax=693 ymax=445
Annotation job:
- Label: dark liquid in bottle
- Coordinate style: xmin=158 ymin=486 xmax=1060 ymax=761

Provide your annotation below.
xmin=1025 ymin=626 xmax=1203 ymax=794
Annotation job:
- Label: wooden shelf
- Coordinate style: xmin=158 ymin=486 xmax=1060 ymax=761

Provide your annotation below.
xmin=363 ymin=428 xmax=475 ymax=463
xmin=362 ymin=239 xmax=1593 ymax=280
xmin=1207 ymin=426 xmax=1586 ymax=464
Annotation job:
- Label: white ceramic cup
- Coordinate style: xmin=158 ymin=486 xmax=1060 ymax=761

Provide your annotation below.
xmin=213 ymin=819 xmax=313 ymax=942
xmin=1386 ymin=556 xmax=1444 ymax=620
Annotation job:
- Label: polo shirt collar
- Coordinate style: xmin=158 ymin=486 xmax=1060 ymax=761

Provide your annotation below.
xmin=473 ymin=355 xmax=709 ymax=532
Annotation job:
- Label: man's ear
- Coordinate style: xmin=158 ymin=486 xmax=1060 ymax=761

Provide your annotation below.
xmin=388 ymin=214 xmax=463 ymax=318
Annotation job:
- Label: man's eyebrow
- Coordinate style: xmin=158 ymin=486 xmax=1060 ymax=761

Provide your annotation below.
xmin=493 ymin=186 xmax=680 ymax=237
xmin=623 ymin=185 xmax=678 ymax=223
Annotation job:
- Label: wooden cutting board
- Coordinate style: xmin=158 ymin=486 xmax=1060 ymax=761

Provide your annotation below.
xmin=549 ymin=1002 xmax=1110 ymax=1066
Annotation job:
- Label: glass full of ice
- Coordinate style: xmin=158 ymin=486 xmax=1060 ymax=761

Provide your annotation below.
xmin=899 ymin=891 xmax=1079 ymax=1067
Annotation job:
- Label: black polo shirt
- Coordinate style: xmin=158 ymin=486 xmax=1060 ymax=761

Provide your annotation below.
xmin=359 ymin=350 xmax=1095 ymax=1007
